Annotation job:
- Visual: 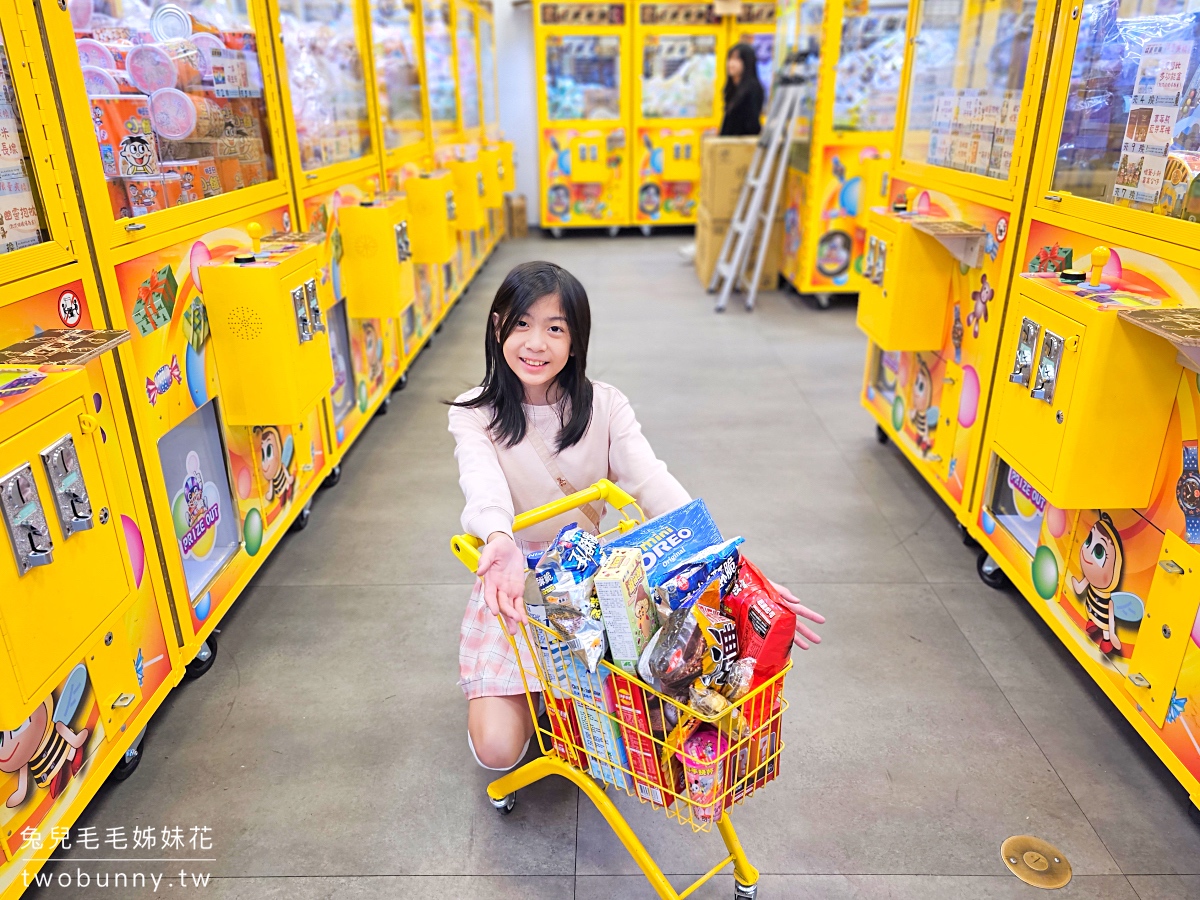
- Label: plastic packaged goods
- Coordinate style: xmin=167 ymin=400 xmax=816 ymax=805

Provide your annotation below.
xmin=73 ymin=0 xmax=275 ymax=220
xmin=279 ymin=3 xmax=372 ymax=170
xmin=424 ymin=0 xmax=458 ymax=126
xmin=677 ymin=726 xmax=727 ymax=821
xmin=603 ymin=499 xmax=725 ymax=587
xmin=371 ymin=0 xmax=425 ymax=149
xmin=533 ymin=524 xmax=607 ymax=671
xmin=641 ymin=35 xmax=717 ymax=120
xmin=831 ymin=4 xmax=908 ymax=132
xmin=456 ymin=3 xmax=481 ymax=129
xmin=0 ymin=37 xmax=49 ymax=255
xmin=546 ymin=35 xmax=621 ymax=121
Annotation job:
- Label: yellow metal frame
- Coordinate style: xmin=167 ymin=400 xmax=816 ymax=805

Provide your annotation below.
xmin=451 ymin=480 xmax=777 ymax=900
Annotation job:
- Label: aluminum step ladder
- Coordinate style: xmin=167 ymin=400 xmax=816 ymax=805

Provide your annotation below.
xmin=708 ymin=57 xmax=813 ymax=312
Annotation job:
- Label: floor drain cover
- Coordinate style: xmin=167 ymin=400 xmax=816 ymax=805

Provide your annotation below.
xmin=1001 ymin=835 xmax=1072 ymax=889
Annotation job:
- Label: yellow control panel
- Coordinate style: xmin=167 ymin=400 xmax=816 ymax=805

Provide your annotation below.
xmin=338 ymin=194 xmax=417 ymax=320
xmin=407 ymin=171 xmax=458 ymax=264
xmin=447 ymin=157 xmax=488 ymax=231
xmin=479 ymin=147 xmax=505 ymax=209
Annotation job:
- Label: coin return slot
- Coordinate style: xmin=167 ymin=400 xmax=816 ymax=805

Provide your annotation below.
xmin=1009 ymin=317 xmax=1040 ymax=388
xmin=1 ymin=464 xmax=54 ymax=576
xmin=40 ymin=434 xmax=94 ymax=538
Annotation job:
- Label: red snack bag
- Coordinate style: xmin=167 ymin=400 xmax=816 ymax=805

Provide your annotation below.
xmin=721 ymin=557 xmax=796 ymax=681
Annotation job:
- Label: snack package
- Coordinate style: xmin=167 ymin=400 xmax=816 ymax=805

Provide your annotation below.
xmin=678 ymin=726 xmax=728 ymax=822
xmin=654 ymin=537 xmax=744 ymax=610
xmin=595 ymin=547 xmax=660 ymax=673
xmin=533 ymin=523 xmax=606 ymax=670
xmin=609 ymin=672 xmax=673 ymax=806
xmin=564 ymin=663 xmax=629 ymax=790
xmin=523 ymin=563 xmax=586 ymax=770
xmin=649 ymin=602 xmax=740 ymax=695
xmin=603 ymin=499 xmax=723 ymax=586
xmin=721 ymin=557 xmax=796 ymax=682
xmin=731 ymin=681 xmax=784 ymax=802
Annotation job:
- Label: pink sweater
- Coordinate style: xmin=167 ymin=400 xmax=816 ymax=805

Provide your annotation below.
xmin=449 ymin=381 xmax=691 ymax=544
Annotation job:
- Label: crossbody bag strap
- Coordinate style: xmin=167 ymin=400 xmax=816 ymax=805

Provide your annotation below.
xmin=524 ymin=424 xmax=604 ymax=532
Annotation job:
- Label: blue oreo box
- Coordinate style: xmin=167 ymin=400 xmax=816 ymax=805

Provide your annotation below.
xmin=603 ymin=499 xmax=724 ymax=587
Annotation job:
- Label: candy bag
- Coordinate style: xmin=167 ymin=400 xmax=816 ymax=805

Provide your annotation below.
xmin=533 ymin=523 xmax=606 ymax=671
xmin=649 ymin=601 xmax=741 ymax=694
xmin=721 ymin=557 xmax=796 ymax=682
xmin=653 ymin=537 xmax=744 ymax=610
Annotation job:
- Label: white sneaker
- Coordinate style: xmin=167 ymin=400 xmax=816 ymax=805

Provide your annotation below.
xmin=679 ymin=242 xmax=696 ymax=262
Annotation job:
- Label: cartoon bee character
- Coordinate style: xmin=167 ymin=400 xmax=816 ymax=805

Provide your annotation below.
xmin=1 ymin=693 xmax=90 ymax=808
xmin=1070 ymin=512 xmax=1125 ymax=656
xmin=909 ymin=354 xmax=935 ymax=455
xmin=253 ymin=425 xmax=295 ymax=507
xmin=118 ymin=135 xmax=156 ymax=176
xmin=362 ymin=321 xmax=384 ymax=386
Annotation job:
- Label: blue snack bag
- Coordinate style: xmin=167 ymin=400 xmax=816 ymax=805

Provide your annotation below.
xmin=654 ymin=537 xmax=745 ymax=610
xmin=604 ymin=499 xmax=724 ymax=587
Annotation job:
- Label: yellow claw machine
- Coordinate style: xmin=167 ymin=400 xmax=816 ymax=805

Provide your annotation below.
xmin=446 ymin=0 xmax=489 ymax=281
xmin=271 ymin=0 xmax=407 ymax=472
xmin=729 ymin=1 xmax=775 ymax=106
xmin=534 ymin=0 xmax=632 ymax=235
xmin=632 ymin=0 xmax=725 ymax=230
xmin=776 ymin=0 xmax=909 ymax=304
xmin=367 ymin=0 xmax=440 ymax=359
xmin=967 ymin=0 xmax=1200 ymax=821
xmin=857 ymin=0 xmax=1053 ymax=521
xmin=0 ymin=2 xmax=186 ymax=892
xmin=477 ymin=0 xmax=510 ymax=252
xmin=44 ymin=0 xmax=335 ymax=727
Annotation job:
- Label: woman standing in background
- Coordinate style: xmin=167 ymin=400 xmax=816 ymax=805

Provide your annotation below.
xmin=720 ymin=43 xmax=764 ymax=137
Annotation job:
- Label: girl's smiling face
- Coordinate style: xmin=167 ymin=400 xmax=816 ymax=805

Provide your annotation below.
xmin=498 ymin=293 xmax=571 ymax=404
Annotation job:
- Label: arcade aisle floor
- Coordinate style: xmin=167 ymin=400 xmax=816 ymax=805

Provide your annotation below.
xmin=35 ymin=235 xmax=1200 ymax=899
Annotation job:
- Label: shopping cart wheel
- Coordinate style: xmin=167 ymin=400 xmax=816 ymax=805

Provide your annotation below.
xmin=489 ymin=792 xmax=516 ymax=815
xmin=321 ymin=464 xmax=342 ymax=489
xmin=184 ymin=635 xmax=217 ymax=680
xmin=977 ymin=551 xmax=1009 ymax=590
xmin=109 ymin=729 xmax=145 ymax=783
xmin=874 ymin=425 xmax=888 ymax=445
xmin=733 ymin=880 xmax=759 ymax=899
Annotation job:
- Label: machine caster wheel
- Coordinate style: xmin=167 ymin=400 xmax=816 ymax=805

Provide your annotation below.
xmin=607 ymin=226 xmax=620 ymax=237
xmin=958 ymin=523 xmax=979 ymax=548
xmin=436 ymin=323 xmax=444 ymax=334
xmin=490 ymin=792 xmax=516 ymax=815
xmin=1188 ymin=801 xmax=1200 ymax=825
xmin=289 ymin=499 xmax=313 ymax=533
xmin=109 ymin=730 xmax=146 ymax=783
xmin=639 ymin=225 xmax=652 ymax=236
xmin=375 ymin=396 xmax=391 ymax=417
xmin=977 ymin=552 xmax=1009 ymax=590
xmin=875 ymin=425 xmax=889 ymax=445
xmin=184 ymin=635 xmax=217 ymax=680
xmin=393 ymin=373 xmax=408 ymax=392
xmin=321 ymin=464 xmax=342 ymax=489
xmin=549 ymin=227 xmax=564 ymax=239
xmin=815 ymin=292 xmax=833 ymax=310
xmin=734 ymin=882 xmax=758 ymax=900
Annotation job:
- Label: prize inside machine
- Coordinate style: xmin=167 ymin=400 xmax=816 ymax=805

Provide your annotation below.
xmin=534 ymin=0 xmax=631 ymax=236
xmin=52 ymin=0 xmax=335 ymax=677
xmin=731 ymin=1 xmax=776 ymax=105
xmin=368 ymin=0 xmax=430 ymax=369
xmin=274 ymin=0 xmax=407 ymax=460
xmin=632 ymin=0 xmax=725 ymax=230
xmin=857 ymin=0 xmax=1048 ymax=518
xmin=423 ymin=0 xmax=460 ymax=145
xmin=777 ymin=0 xmax=909 ymax=306
xmin=447 ymin=0 xmax=489 ymax=274
xmin=971 ymin=0 xmax=1200 ymax=817
xmin=0 ymin=6 xmax=181 ymax=885
xmin=476 ymin=0 xmax=510 ymax=250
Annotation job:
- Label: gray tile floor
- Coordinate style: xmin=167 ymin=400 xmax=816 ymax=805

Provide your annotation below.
xmin=33 ymin=235 xmax=1200 ymax=898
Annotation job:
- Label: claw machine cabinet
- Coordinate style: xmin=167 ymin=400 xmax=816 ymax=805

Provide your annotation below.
xmin=271 ymin=0 xmax=402 ymax=470
xmin=477 ymin=0 xmax=509 ymax=250
xmin=857 ymin=0 xmax=1053 ymax=520
xmin=729 ymin=2 xmax=775 ymax=110
xmin=447 ymin=0 xmax=489 ymax=276
xmin=632 ymin=0 xmax=724 ymax=228
xmin=368 ymin=0 xmax=435 ymax=371
xmin=534 ymin=0 xmax=631 ymax=232
xmin=777 ymin=0 xmax=909 ymax=298
xmin=0 ymin=4 xmax=181 ymax=892
xmin=969 ymin=0 xmax=1200 ymax=818
xmin=44 ymin=0 xmax=333 ymax=700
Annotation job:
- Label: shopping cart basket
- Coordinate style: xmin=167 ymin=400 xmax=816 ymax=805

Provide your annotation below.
xmin=451 ymin=480 xmax=790 ymax=900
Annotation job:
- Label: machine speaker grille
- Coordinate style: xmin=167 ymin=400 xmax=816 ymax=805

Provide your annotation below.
xmin=228 ymin=307 xmax=263 ymax=340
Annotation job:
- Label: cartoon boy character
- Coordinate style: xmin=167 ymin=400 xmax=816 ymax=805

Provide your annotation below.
xmin=909 ymin=354 xmax=935 ymax=454
xmin=253 ymin=425 xmax=295 ymax=506
xmin=118 ymin=135 xmax=156 ymax=176
xmin=967 ymin=274 xmax=993 ymax=338
xmin=1 ymin=698 xmax=89 ymax=808
xmin=1070 ymin=512 xmax=1125 ymax=656
xmin=184 ymin=472 xmax=207 ymax=527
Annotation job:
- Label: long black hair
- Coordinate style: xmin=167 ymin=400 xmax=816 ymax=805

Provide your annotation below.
xmin=723 ymin=42 xmax=762 ymax=106
xmin=452 ymin=261 xmax=593 ymax=451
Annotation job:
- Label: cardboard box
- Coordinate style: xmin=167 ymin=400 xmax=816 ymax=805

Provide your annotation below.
xmin=595 ymin=548 xmax=659 ymax=673
xmin=696 ymin=206 xmax=783 ymax=292
xmin=565 ymin=664 xmax=629 ymax=790
xmin=504 ymin=193 xmax=528 ymax=239
xmin=700 ymin=136 xmax=758 ymax=219
xmin=608 ymin=673 xmax=673 ymax=806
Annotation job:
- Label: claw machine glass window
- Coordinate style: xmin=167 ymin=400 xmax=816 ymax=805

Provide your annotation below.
xmin=279 ymin=0 xmax=372 ymax=170
xmin=424 ymin=0 xmax=458 ymax=135
xmin=641 ymin=34 xmax=718 ymax=119
xmin=371 ymin=0 xmax=425 ymax=150
xmin=0 ymin=31 xmax=50 ymax=254
xmin=900 ymin=0 xmax=1039 ymax=180
xmin=455 ymin=3 xmax=481 ymax=130
xmin=72 ymin=0 xmax=279 ymax=220
xmin=480 ymin=12 xmax=499 ymax=136
xmin=546 ymin=34 xmax=622 ymax=120
xmin=832 ymin=0 xmax=908 ymax=131
xmin=1051 ymin=0 xmax=1200 ymax=216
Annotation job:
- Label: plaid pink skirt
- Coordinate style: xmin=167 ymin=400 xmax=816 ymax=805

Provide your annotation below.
xmin=459 ymin=537 xmax=550 ymax=700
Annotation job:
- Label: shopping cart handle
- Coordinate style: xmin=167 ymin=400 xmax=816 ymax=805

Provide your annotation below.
xmin=449 ymin=479 xmax=641 ymax=573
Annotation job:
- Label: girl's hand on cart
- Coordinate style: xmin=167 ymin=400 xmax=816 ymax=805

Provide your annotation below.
xmin=770 ymin=579 xmax=825 ymax=650
xmin=478 ymin=533 xmax=528 ymax=632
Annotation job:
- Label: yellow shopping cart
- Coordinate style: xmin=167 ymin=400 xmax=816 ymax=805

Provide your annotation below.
xmin=451 ymin=480 xmax=789 ymax=900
